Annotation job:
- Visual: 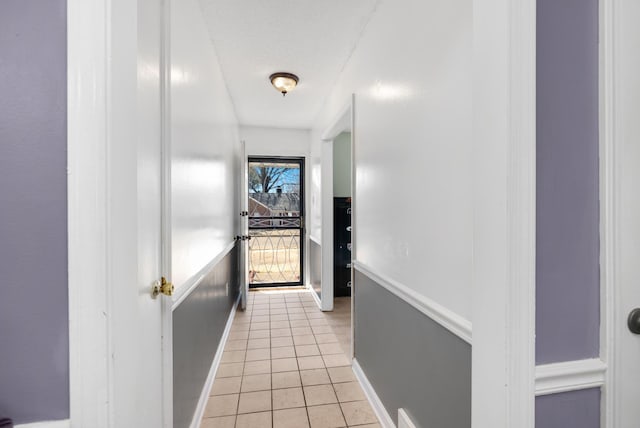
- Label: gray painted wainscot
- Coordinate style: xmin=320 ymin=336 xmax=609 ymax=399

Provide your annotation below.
xmin=353 ymin=268 xmax=471 ymax=428
xmin=0 ymin=0 xmax=69 ymax=424
xmin=173 ymin=244 xmax=240 ymax=428
xmin=535 ymin=0 xmax=601 ymax=426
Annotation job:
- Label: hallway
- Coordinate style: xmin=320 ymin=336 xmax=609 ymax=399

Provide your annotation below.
xmin=202 ymin=290 xmax=378 ymax=428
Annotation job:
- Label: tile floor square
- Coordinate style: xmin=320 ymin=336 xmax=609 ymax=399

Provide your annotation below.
xmin=210 ymin=376 xmax=241 ymax=395
xmin=333 ymin=382 xmax=366 ymax=402
xmin=300 ymin=368 xmax=331 ymax=386
xmin=271 ymin=346 xmax=296 ymax=359
xmin=204 ymin=394 xmax=239 ymax=418
xmin=303 ymin=384 xmax=338 ymax=406
xmin=307 ymin=403 xmax=346 ymax=428
xmin=296 ymin=344 xmax=320 ymax=357
xmin=273 ymin=407 xmax=310 ymax=428
xmin=246 ymin=348 xmax=271 ymax=362
xmin=272 ymin=371 xmax=302 ymax=389
xmin=326 ymin=367 xmax=356 ymax=384
xmin=244 ymin=360 xmax=271 ymax=375
xmin=271 ymin=336 xmax=294 ymax=347
xmin=298 ymin=356 xmax=325 ymax=370
xmin=272 ymin=357 xmax=299 ymax=373
xmin=238 ymin=390 xmax=272 ymax=414
xmin=272 ymin=387 xmax=306 ymax=410
xmin=201 ymin=415 xmax=235 ymax=428
xmin=340 ymin=401 xmax=377 ymax=426
xmin=235 ymin=411 xmax=272 ymax=428
xmin=241 ymin=373 xmax=271 ymax=392
xmin=217 ymin=362 xmax=244 ymax=378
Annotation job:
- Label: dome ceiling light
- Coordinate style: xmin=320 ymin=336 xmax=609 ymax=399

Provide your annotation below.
xmin=269 ymin=72 xmax=299 ymax=96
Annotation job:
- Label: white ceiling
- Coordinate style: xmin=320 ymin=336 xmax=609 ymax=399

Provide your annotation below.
xmin=199 ymin=0 xmax=379 ymax=129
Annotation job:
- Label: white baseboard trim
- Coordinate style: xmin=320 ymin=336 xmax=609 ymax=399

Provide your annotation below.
xmin=173 ymin=241 xmax=236 ymax=310
xmin=15 ymin=420 xmax=70 ymax=428
xmin=535 ymin=358 xmax=607 ymax=396
xmin=353 ymin=261 xmax=472 ymax=344
xmin=189 ymin=294 xmax=241 ymax=428
xmin=352 ymin=358 xmax=395 ymax=428
xmin=398 ymin=409 xmax=418 ymax=428
xmin=308 ymin=283 xmax=323 ymax=310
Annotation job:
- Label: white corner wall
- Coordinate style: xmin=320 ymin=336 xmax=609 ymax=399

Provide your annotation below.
xmin=171 ymin=0 xmax=239 ymax=288
xmin=310 ymin=0 xmax=473 ymax=320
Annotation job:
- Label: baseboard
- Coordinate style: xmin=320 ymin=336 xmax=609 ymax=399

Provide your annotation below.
xmin=189 ymin=294 xmax=241 ymax=428
xmin=352 ymin=358 xmax=395 ymax=428
xmin=309 ymin=283 xmax=322 ymax=310
xmin=398 ymin=409 xmax=418 ymax=428
xmin=15 ymin=420 xmax=70 ymax=428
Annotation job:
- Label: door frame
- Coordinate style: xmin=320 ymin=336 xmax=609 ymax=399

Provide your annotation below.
xmin=471 ymin=0 xmax=536 ymax=427
xmin=68 ymin=0 xmax=173 ymax=426
xmin=600 ymin=0 xmax=639 ymax=425
xmin=247 ymin=156 xmax=306 ymax=288
xmin=318 ymin=96 xmax=355 ymax=315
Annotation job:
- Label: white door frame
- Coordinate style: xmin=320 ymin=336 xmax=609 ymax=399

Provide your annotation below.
xmin=471 ymin=0 xmax=536 ymax=427
xmin=68 ymin=0 xmax=173 ymax=426
xmin=600 ymin=0 xmax=640 ymax=425
xmin=68 ymin=0 xmax=112 ymax=425
xmin=319 ymin=96 xmax=355 ymax=314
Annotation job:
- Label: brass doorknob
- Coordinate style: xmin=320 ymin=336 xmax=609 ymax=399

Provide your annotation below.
xmin=151 ymin=277 xmax=174 ymax=298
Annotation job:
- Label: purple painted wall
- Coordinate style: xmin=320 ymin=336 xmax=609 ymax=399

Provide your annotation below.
xmin=0 ymin=1 xmax=69 ymax=424
xmin=536 ymin=389 xmax=600 ymax=428
xmin=536 ymin=0 xmax=600 ymax=365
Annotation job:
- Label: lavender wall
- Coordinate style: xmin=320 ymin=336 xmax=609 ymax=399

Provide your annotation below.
xmin=536 ymin=389 xmax=600 ymax=428
xmin=0 ymin=1 xmax=69 ymax=424
xmin=536 ymin=0 xmax=600 ymax=365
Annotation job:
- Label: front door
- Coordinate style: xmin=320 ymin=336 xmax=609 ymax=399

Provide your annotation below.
xmin=247 ymin=157 xmax=305 ymax=287
xmin=611 ymin=0 xmax=640 ymax=424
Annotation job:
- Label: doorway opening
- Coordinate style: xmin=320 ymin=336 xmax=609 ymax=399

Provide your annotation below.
xmin=248 ymin=157 xmax=305 ymax=288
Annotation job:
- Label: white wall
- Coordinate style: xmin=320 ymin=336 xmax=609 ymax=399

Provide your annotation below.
xmin=311 ymin=0 xmax=473 ymax=319
xmin=240 ymin=125 xmax=310 ymax=157
xmin=170 ymin=0 xmax=239 ymax=288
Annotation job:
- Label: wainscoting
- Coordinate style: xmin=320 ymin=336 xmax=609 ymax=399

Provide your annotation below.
xmin=173 ymin=243 xmax=240 ymax=428
xmin=353 ymin=268 xmax=471 ymax=428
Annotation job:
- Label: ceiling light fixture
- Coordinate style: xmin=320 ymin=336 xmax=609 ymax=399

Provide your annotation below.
xmin=270 ymin=72 xmax=299 ymax=96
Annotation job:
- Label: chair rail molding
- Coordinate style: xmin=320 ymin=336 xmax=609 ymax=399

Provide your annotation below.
xmin=535 ymin=359 xmax=607 ymax=396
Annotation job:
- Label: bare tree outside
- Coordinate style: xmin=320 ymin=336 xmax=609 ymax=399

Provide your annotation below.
xmin=249 ymin=165 xmax=288 ymax=193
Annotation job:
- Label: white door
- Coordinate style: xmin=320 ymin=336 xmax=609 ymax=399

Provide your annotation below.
xmin=611 ymin=0 xmax=640 ymax=425
xmin=135 ymin=0 xmax=169 ymax=425
xmin=240 ymin=141 xmax=250 ymax=310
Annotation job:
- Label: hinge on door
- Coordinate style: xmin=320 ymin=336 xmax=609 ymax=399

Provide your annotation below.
xmin=239 ymin=211 xmax=249 ymax=217
xmin=151 ymin=276 xmax=174 ymax=298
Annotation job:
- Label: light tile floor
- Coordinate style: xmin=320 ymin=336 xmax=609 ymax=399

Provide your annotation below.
xmin=202 ymin=288 xmax=380 ymax=428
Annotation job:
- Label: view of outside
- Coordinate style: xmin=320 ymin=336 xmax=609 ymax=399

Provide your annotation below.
xmin=248 ymin=160 xmax=302 ymax=285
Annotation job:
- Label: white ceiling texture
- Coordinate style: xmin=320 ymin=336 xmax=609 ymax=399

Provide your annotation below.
xmin=199 ymin=0 xmax=379 ymax=129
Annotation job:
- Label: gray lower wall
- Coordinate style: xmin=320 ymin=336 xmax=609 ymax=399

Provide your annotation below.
xmin=354 ymin=269 xmax=471 ymax=428
xmin=173 ymin=244 xmax=239 ymax=428
xmin=0 ymin=0 xmax=69 ymax=424
xmin=310 ymin=239 xmax=322 ymax=299
xmin=535 ymin=389 xmax=600 ymax=428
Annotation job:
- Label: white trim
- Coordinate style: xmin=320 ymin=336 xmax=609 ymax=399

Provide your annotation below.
xmin=160 ymin=0 xmax=173 ymax=425
xmin=309 ymin=234 xmax=321 ymax=245
xmin=398 ymin=409 xmax=418 ymax=428
xmin=189 ymin=294 xmax=240 ymax=428
xmin=599 ymin=0 xmax=616 ymax=426
xmin=309 ymin=283 xmax=323 ymax=310
xmin=353 ymin=261 xmax=472 ymax=344
xmin=471 ymin=0 xmax=536 ymax=426
xmin=67 ymin=0 xmax=111 ymax=426
xmin=535 ymin=359 xmax=607 ymax=396
xmin=172 ymin=241 xmax=237 ymax=310
xmin=352 ymin=359 xmax=395 ymax=428
xmin=16 ymin=420 xmax=71 ymax=428
xmin=320 ymin=139 xmax=334 ymax=311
